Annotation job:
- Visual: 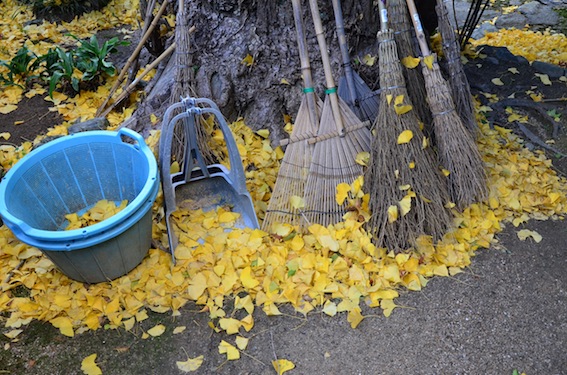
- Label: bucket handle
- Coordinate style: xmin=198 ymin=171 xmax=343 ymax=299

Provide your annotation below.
xmin=118 ymin=128 xmax=146 ymax=150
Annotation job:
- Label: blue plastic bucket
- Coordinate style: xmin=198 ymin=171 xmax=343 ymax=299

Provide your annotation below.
xmin=0 ymin=128 xmax=159 ymax=283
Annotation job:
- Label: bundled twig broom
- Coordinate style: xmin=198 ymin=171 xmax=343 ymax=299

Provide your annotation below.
xmin=406 ymin=0 xmax=487 ymax=208
xmin=262 ymin=0 xmax=323 ymax=230
xmin=302 ymin=0 xmax=371 ymax=228
xmin=436 ymin=0 xmax=477 ymax=137
xmin=169 ymin=0 xmax=217 ymax=165
xmin=332 ymin=0 xmax=380 ymax=123
xmin=366 ymin=0 xmax=451 ymax=252
xmin=387 ymin=0 xmax=432 ymax=133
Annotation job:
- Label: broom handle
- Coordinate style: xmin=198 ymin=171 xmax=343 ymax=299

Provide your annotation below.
xmin=405 ymin=0 xmax=432 ymax=57
xmin=377 ymin=0 xmax=388 ymax=32
xmin=331 ymin=0 xmax=357 ymax=106
xmin=291 ymin=0 xmax=320 ymax=130
xmin=308 ymin=0 xmax=345 ymax=136
xmin=96 ymin=0 xmax=170 ymax=116
xmin=101 ymin=42 xmax=176 ymax=117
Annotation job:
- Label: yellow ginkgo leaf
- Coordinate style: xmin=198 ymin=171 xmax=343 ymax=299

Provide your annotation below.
xmin=397 ymin=130 xmax=413 ymax=144
xmin=50 ymin=316 xmax=74 ymax=337
xmin=535 ymin=73 xmax=552 ymax=86
xmin=399 ymin=194 xmax=412 ymax=216
xmin=491 ymin=78 xmax=504 ymax=86
xmin=347 ymin=308 xmax=365 ymax=328
xmin=355 ymin=151 xmax=370 ymax=166
xmin=176 ymin=355 xmax=204 ymax=372
xmin=336 ymin=183 xmax=351 ymax=205
xmin=508 ymin=67 xmax=519 ymax=74
xmin=81 ymin=354 xmax=102 ymax=375
xmin=441 ymin=168 xmax=451 ymax=177
xmin=381 ymin=299 xmax=397 ymax=317
xmin=241 ymin=54 xmax=254 ymax=66
xmin=322 ymin=300 xmax=337 ymax=316
xmin=240 ymin=266 xmax=260 ymax=289
xmin=386 ymin=94 xmax=393 ymax=105
xmin=272 ymin=359 xmax=295 ymax=375
xmin=170 ymin=161 xmax=180 ymax=174
xmin=173 ymin=326 xmax=186 ymax=334
xmin=387 ymin=205 xmax=398 ymax=223
xmin=423 ymin=55 xmax=435 ymax=69
xmin=362 ymin=54 xmax=376 ymax=66
xmin=235 ymin=336 xmax=249 ymax=350
xmin=280 ymin=78 xmax=290 ymax=85
xmin=147 ymin=324 xmax=166 ymax=337
xmin=517 ymin=229 xmax=543 ymax=243
xmin=289 ymin=195 xmax=305 ymax=209
xmin=218 ymin=340 xmax=240 ymax=360
xmin=401 ymin=56 xmax=421 ymax=69
xmin=0 ymin=132 xmax=10 ymax=140
xmin=219 ymin=318 xmax=241 ymax=335
xmin=0 ymin=104 xmax=18 ymax=114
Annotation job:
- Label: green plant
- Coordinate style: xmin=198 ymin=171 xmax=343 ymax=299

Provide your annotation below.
xmin=0 ymin=45 xmax=38 ymax=86
xmin=71 ymin=34 xmax=128 ymax=83
xmin=48 ymin=47 xmax=79 ymax=97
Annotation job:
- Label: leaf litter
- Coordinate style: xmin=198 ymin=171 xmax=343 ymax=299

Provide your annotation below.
xmin=1 ymin=0 xmax=567 ymax=371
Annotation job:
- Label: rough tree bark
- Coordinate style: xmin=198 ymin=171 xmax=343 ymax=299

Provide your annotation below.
xmin=122 ymin=0 xmax=380 ymax=144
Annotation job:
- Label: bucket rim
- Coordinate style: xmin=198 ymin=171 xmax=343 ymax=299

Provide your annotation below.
xmin=0 ymin=129 xmax=158 ymax=242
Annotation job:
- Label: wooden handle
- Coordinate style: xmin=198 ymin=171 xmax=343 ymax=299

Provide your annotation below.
xmin=291 ymin=0 xmax=320 ymax=130
xmin=377 ymin=0 xmax=388 ymax=32
xmin=96 ymin=0 xmax=171 ymax=116
xmin=405 ymin=0 xmax=431 ymax=56
xmin=308 ymin=0 xmax=345 ymax=135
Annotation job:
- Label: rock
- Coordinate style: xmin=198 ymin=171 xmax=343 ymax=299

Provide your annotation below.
xmin=495 ymin=12 xmax=528 ymax=29
xmin=471 ymin=22 xmax=499 ymax=40
xmin=480 ymin=45 xmax=530 ymax=66
xmin=531 ymin=61 xmax=567 ymax=78
xmin=536 ymin=0 xmax=564 ymax=6
xmin=68 ymin=117 xmax=110 ymax=134
xmin=518 ymin=1 xmax=560 ymax=26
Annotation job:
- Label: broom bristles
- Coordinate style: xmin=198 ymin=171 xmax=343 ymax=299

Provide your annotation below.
xmin=262 ymin=96 xmax=322 ymax=230
xmin=367 ymin=30 xmax=452 ymax=252
xmin=387 ymin=0 xmax=432 ymax=132
xmin=436 ymin=0 xmax=478 ymax=137
xmin=421 ymin=55 xmax=487 ymax=207
xmin=303 ymin=97 xmax=371 ymax=228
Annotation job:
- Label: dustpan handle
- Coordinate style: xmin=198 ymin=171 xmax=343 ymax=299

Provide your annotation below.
xmin=308 ymin=0 xmax=345 ymax=136
xmin=159 ymin=101 xmax=186 ymax=167
xmin=186 ymin=107 xmax=249 ymax=194
xmin=291 ymin=0 xmax=320 ymax=129
xmin=405 ymin=0 xmax=431 ymax=57
xmin=331 ymin=0 xmax=358 ymax=106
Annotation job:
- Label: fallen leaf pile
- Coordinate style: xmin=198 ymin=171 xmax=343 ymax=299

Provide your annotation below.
xmin=65 ymin=199 xmax=128 ymax=230
xmin=473 ymin=28 xmax=567 ymax=66
xmin=1 ymin=1 xmax=567 ymax=371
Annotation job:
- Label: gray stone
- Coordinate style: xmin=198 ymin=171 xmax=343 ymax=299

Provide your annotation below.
xmin=495 ymin=12 xmax=528 ymax=29
xmin=68 ymin=117 xmax=110 ymax=134
xmin=532 ymin=60 xmax=567 ymax=78
xmin=471 ymin=22 xmax=499 ymax=40
xmin=537 ymin=0 xmax=565 ymax=6
xmin=519 ymin=1 xmax=560 ymax=26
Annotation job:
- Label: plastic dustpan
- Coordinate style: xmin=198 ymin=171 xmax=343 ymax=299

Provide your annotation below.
xmin=159 ymin=97 xmax=259 ymax=261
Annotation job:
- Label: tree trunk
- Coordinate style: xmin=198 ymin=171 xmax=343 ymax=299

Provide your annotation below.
xmin=123 ymin=0 xmax=380 ymax=144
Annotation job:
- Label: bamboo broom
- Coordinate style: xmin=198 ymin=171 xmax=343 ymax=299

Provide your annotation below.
xmin=302 ymin=0 xmax=372 ymax=228
xmin=332 ymin=0 xmax=380 ymax=123
xmin=96 ymin=0 xmax=170 ymax=117
xmin=435 ymin=0 xmax=477 ymax=137
xmin=406 ymin=0 xmax=487 ymax=208
xmin=169 ymin=0 xmax=217 ymax=166
xmin=387 ymin=0 xmax=432 ymax=134
xmin=262 ymin=0 xmax=323 ymax=231
xmin=366 ymin=0 xmax=451 ymax=252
